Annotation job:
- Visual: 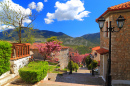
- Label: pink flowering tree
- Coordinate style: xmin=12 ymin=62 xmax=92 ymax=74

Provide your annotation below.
xmin=36 ymin=41 xmax=62 ymax=61
xmin=71 ymin=54 xmax=89 ymax=65
xmin=71 ymin=55 xmax=83 ymax=65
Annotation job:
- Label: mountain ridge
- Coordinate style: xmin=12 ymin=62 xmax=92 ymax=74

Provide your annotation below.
xmin=0 ymin=29 xmax=100 ymax=46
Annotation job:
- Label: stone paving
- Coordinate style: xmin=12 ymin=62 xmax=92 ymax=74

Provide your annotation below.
xmin=38 ymin=67 xmax=104 ymax=86
xmin=4 ymin=67 xmax=104 ymax=86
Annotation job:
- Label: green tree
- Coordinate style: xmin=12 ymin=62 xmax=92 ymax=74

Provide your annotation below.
xmin=88 ymin=60 xmax=98 ymax=70
xmin=46 ymin=36 xmax=58 ymax=42
xmin=0 ymin=0 xmax=43 ymax=43
xmin=85 ymin=55 xmax=92 ymax=67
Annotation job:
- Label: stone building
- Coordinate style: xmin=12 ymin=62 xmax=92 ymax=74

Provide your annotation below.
xmin=96 ymin=1 xmax=130 ymax=86
xmin=55 ymin=46 xmax=69 ymax=70
xmin=91 ymin=46 xmax=100 ymax=61
xmin=91 ymin=46 xmax=101 ymax=74
xmin=30 ymin=43 xmax=69 ymax=70
xmin=30 ymin=43 xmax=43 ymax=60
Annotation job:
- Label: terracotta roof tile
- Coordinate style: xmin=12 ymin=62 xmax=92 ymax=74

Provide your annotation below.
xmin=108 ymin=1 xmax=130 ymax=10
xmin=96 ymin=48 xmax=109 ymax=55
xmin=61 ymin=46 xmax=69 ymax=49
xmin=96 ymin=1 xmax=130 ymax=22
xmin=92 ymin=46 xmax=100 ymax=50
xmin=30 ymin=43 xmax=69 ymax=49
xmin=30 ymin=43 xmax=42 ymax=49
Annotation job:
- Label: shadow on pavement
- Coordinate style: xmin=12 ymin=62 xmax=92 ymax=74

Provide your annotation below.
xmin=55 ymin=72 xmax=104 ymax=85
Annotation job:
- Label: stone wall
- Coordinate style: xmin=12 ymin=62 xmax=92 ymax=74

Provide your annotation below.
xmin=30 ymin=49 xmax=44 ymax=60
xmin=10 ymin=56 xmax=31 ymax=74
xmin=92 ymin=50 xmax=100 ymax=61
xmin=110 ymin=11 xmax=130 ymax=81
xmin=56 ymin=48 xmax=69 ymax=70
xmin=100 ymin=9 xmax=130 ymax=85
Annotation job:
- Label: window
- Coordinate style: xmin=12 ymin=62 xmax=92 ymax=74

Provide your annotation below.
xmin=94 ymin=52 xmax=97 ymax=57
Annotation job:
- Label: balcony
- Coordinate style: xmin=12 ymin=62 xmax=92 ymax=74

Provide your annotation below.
xmin=10 ymin=43 xmax=31 ymax=60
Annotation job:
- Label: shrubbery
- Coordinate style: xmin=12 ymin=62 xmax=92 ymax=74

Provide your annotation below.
xmin=0 ymin=41 xmax=12 ymax=75
xmin=87 ymin=60 xmax=98 ymax=70
xmin=68 ymin=61 xmax=79 ymax=72
xmin=85 ymin=55 xmax=98 ymax=70
xmin=19 ymin=61 xmax=48 ymax=84
xmin=85 ymin=55 xmax=92 ymax=67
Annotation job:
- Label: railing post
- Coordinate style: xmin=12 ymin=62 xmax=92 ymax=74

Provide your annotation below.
xmin=15 ymin=46 xmax=18 ymax=59
xmin=28 ymin=45 xmax=30 ymax=55
xmin=19 ymin=45 xmax=21 ymax=58
xmin=21 ymin=45 xmax=23 ymax=57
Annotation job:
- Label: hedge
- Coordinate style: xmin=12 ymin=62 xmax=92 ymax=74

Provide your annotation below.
xmin=0 ymin=41 xmax=12 ymax=76
xmin=19 ymin=61 xmax=48 ymax=84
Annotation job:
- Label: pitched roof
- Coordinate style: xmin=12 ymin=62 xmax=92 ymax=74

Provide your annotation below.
xmin=30 ymin=43 xmax=69 ymax=50
xmin=61 ymin=46 xmax=69 ymax=49
xmin=96 ymin=48 xmax=109 ymax=55
xmin=30 ymin=43 xmax=42 ymax=49
xmin=96 ymin=1 xmax=130 ymax=22
xmin=92 ymin=46 xmax=100 ymax=50
xmin=108 ymin=1 xmax=130 ymax=10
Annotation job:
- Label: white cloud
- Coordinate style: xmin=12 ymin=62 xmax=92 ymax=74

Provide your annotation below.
xmin=0 ymin=0 xmax=44 ymax=29
xmin=44 ymin=0 xmax=90 ymax=24
xmin=0 ymin=0 xmax=32 ymax=26
xmin=28 ymin=2 xmax=36 ymax=9
xmin=36 ymin=2 xmax=44 ymax=12
xmin=0 ymin=25 xmax=15 ymax=30
xmin=44 ymin=0 xmax=48 ymax=2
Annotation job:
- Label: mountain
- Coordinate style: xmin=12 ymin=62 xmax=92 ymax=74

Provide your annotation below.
xmin=82 ymin=32 xmax=100 ymax=45
xmin=0 ymin=29 xmax=100 ymax=54
xmin=0 ymin=29 xmax=97 ymax=46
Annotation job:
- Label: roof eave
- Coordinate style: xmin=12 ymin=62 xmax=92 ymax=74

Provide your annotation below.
xmin=96 ymin=7 xmax=130 ymax=22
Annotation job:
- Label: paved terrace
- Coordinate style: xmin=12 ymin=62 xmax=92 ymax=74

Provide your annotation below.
xmin=37 ymin=67 xmax=104 ymax=86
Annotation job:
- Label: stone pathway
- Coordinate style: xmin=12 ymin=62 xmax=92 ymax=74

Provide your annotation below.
xmin=4 ymin=67 xmax=104 ymax=86
xmin=38 ymin=67 xmax=104 ymax=86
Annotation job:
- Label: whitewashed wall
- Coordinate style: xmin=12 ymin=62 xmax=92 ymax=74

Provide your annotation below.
xmin=10 ymin=56 xmax=31 ymax=74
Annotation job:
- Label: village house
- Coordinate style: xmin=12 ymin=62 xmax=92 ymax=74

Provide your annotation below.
xmin=30 ymin=43 xmax=69 ymax=70
xmin=91 ymin=46 xmax=101 ymax=74
xmin=96 ymin=1 xmax=130 ymax=86
xmin=91 ymin=46 xmax=100 ymax=61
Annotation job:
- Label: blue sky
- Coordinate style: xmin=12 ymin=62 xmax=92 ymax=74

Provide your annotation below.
xmin=0 ymin=0 xmax=129 ymax=37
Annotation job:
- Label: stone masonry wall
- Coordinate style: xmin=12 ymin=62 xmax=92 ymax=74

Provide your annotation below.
xmin=110 ymin=11 xmax=130 ymax=80
xmin=56 ymin=48 xmax=69 ymax=70
xmin=100 ymin=10 xmax=130 ymax=82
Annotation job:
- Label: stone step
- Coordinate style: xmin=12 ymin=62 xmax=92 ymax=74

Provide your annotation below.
xmin=37 ymin=81 xmax=103 ymax=86
xmin=0 ymin=73 xmax=18 ymax=86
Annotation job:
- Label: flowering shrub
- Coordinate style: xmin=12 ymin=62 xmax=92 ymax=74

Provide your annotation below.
xmin=36 ymin=41 xmax=62 ymax=61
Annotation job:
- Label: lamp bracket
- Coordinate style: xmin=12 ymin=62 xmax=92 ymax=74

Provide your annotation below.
xmin=101 ymin=27 xmax=121 ymax=32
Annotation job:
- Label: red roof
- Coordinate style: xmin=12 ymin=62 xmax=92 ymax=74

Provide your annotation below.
xmin=61 ymin=46 xmax=69 ymax=49
xmin=92 ymin=46 xmax=100 ymax=50
xmin=30 ymin=43 xmax=43 ymax=49
xmin=108 ymin=1 xmax=130 ymax=10
xmin=96 ymin=48 xmax=109 ymax=55
xmin=96 ymin=1 xmax=130 ymax=22
xmin=69 ymin=51 xmax=79 ymax=56
xmin=30 ymin=43 xmax=69 ymax=50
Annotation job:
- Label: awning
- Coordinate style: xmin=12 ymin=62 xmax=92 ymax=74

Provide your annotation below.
xmin=96 ymin=48 xmax=109 ymax=55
